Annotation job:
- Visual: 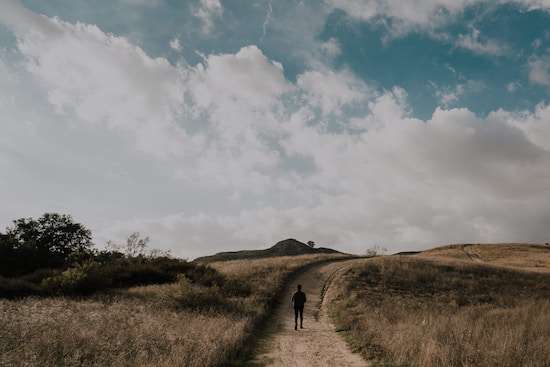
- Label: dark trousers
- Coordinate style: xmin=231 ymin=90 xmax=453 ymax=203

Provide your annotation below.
xmin=294 ymin=306 xmax=304 ymax=327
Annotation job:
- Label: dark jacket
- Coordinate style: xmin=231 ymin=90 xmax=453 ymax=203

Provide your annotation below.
xmin=292 ymin=290 xmax=306 ymax=308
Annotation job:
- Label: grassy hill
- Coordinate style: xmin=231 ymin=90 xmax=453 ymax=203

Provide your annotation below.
xmin=194 ymin=238 xmax=343 ymax=263
xmin=417 ymin=243 xmax=550 ymax=272
xmin=1 ymin=252 xmax=348 ymax=367
xmin=329 ymin=243 xmax=550 ymax=366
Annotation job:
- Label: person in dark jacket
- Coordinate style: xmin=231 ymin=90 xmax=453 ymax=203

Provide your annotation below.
xmin=291 ymin=284 xmax=306 ymax=330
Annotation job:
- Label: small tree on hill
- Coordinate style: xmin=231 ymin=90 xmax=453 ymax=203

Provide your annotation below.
xmin=307 ymin=241 xmax=316 ymax=248
xmin=106 ymin=232 xmax=150 ymax=258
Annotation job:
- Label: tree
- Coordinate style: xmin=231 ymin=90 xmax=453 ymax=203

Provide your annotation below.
xmin=106 ymin=232 xmax=150 ymax=257
xmin=365 ymin=245 xmax=387 ymax=257
xmin=1 ymin=213 xmax=93 ymax=275
xmin=0 ymin=232 xmax=19 ymax=270
xmin=307 ymin=241 xmax=316 ymax=248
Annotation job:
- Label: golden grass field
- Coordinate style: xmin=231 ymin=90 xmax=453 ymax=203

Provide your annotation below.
xmin=330 ymin=244 xmax=550 ymax=367
xmin=0 ymin=253 xmax=347 ymax=367
xmin=419 ymin=243 xmax=550 ymax=272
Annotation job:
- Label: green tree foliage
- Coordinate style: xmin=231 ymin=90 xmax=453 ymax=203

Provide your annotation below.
xmin=0 ymin=213 xmax=93 ymax=276
xmin=0 ymin=214 xmax=223 ymax=298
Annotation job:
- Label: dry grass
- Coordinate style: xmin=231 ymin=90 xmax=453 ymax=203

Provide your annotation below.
xmin=330 ymin=256 xmax=550 ymax=367
xmin=419 ymin=243 xmax=550 ymax=272
xmin=0 ymin=253 xmax=347 ymax=367
xmin=211 ymin=253 xmax=345 ymax=276
xmin=211 ymin=253 xmax=347 ymax=302
xmin=0 ymin=296 xmax=246 ymax=367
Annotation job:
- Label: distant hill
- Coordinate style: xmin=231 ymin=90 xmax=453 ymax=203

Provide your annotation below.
xmin=194 ymin=238 xmax=344 ymax=263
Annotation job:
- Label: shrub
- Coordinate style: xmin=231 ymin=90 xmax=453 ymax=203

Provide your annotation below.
xmin=222 ymin=278 xmax=252 ymax=297
xmin=0 ymin=276 xmax=41 ymax=298
xmin=166 ymin=275 xmax=244 ymax=313
xmin=19 ymin=268 xmax=59 ymax=284
xmin=40 ymin=262 xmax=99 ymax=294
xmin=37 ymin=259 xmax=193 ymax=295
xmin=186 ymin=264 xmax=226 ymax=287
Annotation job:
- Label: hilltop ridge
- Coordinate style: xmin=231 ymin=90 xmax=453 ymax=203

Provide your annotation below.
xmin=416 ymin=242 xmax=550 ymax=272
xmin=194 ymin=238 xmax=343 ymax=263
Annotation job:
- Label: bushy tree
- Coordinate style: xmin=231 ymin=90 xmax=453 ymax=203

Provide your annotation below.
xmin=0 ymin=213 xmax=93 ymax=276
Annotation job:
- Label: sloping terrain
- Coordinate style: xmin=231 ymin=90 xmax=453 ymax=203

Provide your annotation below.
xmin=417 ymin=243 xmax=550 ymax=272
xmin=0 ymin=253 xmax=349 ymax=367
xmin=195 ymin=238 xmax=343 ymax=263
xmin=330 ymin=253 xmax=550 ymax=366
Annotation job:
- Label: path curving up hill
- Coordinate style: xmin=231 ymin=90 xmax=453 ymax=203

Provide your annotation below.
xmin=247 ymin=260 xmax=368 ymax=367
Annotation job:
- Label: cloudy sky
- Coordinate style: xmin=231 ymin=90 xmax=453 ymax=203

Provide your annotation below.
xmin=1 ymin=0 xmax=549 ymax=258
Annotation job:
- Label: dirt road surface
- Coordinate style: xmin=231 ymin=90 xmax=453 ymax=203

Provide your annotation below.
xmin=247 ymin=260 xmax=368 ymax=367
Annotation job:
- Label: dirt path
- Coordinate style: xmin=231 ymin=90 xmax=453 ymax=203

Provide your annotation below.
xmin=247 ymin=260 xmax=368 ymax=367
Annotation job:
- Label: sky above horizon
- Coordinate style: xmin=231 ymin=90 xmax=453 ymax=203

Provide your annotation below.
xmin=0 ymin=0 xmax=549 ymax=258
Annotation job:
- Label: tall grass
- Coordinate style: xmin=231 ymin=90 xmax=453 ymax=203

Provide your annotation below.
xmin=0 ymin=296 xmax=246 ymax=367
xmin=0 ymin=253 xmax=347 ymax=367
xmin=211 ymin=254 xmax=345 ymax=303
xmin=330 ymin=257 xmax=550 ymax=367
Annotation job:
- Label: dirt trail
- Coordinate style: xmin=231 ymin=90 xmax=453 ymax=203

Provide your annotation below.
xmin=247 ymin=260 xmax=367 ymax=367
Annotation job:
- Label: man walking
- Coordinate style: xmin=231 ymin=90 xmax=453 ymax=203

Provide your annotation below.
xmin=291 ymin=284 xmax=306 ymax=330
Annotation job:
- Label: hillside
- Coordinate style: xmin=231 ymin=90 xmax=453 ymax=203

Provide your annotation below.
xmin=194 ymin=238 xmax=343 ymax=263
xmin=330 ymin=243 xmax=550 ymax=366
xmin=416 ymin=243 xmax=550 ymax=272
xmin=1 ymin=252 xmax=349 ymax=367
